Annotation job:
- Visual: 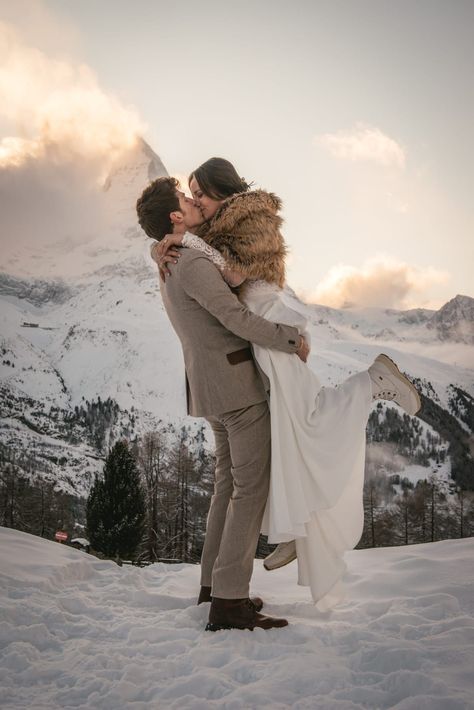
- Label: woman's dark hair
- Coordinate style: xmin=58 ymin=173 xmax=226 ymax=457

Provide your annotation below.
xmin=189 ymin=157 xmax=251 ymax=200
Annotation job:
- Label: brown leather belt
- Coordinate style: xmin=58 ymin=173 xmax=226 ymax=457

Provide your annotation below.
xmin=226 ymin=347 xmax=253 ymax=365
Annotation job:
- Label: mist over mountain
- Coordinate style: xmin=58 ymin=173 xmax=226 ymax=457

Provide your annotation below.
xmin=0 ymin=139 xmax=473 ymax=500
xmin=1 ymin=137 xmax=167 ymax=279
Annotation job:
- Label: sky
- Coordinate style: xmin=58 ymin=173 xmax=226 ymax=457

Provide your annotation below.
xmin=1 ymin=0 xmax=473 ymax=309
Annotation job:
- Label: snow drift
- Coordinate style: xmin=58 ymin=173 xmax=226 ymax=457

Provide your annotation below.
xmin=1 ymin=526 xmax=473 ymax=709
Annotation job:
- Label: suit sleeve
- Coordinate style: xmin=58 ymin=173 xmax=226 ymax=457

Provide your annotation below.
xmin=179 ymin=253 xmax=300 ymax=353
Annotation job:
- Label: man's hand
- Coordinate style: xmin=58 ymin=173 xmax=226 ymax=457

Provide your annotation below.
xmin=150 ymin=234 xmax=183 ymax=281
xmin=222 ymin=268 xmax=246 ymax=288
xmin=296 ymin=335 xmax=310 ymax=363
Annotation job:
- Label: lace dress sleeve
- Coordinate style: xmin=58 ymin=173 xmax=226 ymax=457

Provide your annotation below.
xmin=182 ymin=232 xmax=227 ymax=269
xmin=182 ymin=232 xmax=245 ymax=286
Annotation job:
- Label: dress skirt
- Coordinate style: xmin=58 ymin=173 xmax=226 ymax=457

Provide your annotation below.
xmin=242 ymin=281 xmax=373 ymax=608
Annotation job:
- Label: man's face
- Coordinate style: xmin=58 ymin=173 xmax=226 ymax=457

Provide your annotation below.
xmin=176 ymin=190 xmax=203 ymax=229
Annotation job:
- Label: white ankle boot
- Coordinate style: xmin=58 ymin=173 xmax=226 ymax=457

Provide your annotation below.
xmin=263 ymin=540 xmax=297 ymax=571
xmin=368 ymin=354 xmax=421 ymax=416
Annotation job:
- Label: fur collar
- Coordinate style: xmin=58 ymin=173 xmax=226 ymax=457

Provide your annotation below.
xmin=197 ymin=190 xmax=287 ymax=288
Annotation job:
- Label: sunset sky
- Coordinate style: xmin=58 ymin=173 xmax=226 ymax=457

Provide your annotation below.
xmin=1 ymin=0 xmax=473 ymax=309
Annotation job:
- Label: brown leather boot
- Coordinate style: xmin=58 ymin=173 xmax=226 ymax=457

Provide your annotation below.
xmin=197 ymin=586 xmax=264 ymax=612
xmin=206 ymin=597 xmax=288 ymax=631
xmin=197 ymin=586 xmax=212 ymax=605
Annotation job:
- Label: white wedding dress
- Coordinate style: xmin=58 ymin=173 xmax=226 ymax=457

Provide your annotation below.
xmin=183 ymin=234 xmax=373 ymax=609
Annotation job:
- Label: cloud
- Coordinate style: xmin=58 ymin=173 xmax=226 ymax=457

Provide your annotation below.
xmin=305 ymin=256 xmax=449 ymax=309
xmin=0 ymin=22 xmax=145 ymax=175
xmin=315 ymin=124 xmax=406 ymax=169
xmin=0 ymin=20 xmax=146 ymax=261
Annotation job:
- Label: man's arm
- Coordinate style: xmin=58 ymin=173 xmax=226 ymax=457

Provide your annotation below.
xmin=178 ymin=253 xmax=301 ymax=354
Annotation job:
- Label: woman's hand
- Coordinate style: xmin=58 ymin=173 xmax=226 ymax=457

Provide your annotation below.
xmin=150 ymin=233 xmax=183 ymax=281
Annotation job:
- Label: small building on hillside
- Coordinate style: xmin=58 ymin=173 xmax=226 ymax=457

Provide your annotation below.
xmin=70 ymin=538 xmax=91 ymax=554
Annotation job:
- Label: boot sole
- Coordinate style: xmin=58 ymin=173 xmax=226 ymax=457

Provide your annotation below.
xmin=206 ymin=621 xmax=288 ymax=632
xmin=206 ymin=622 xmax=251 ymax=632
xmin=376 ymin=353 xmax=422 ymax=415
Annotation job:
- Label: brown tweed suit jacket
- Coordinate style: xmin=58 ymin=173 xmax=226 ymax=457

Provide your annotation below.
xmin=160 ymin=248 xmax=300 ymax=418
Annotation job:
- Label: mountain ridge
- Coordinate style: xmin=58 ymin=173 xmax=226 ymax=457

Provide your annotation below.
xmin=1 ymin=138 xmax=472 ymax=497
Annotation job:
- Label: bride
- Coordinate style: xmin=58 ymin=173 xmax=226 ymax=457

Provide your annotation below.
xmin=152 ymin=157 xmax=421 ymax=609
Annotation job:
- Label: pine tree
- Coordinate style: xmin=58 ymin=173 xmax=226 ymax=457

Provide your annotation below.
xmin=136 ymin=431 xmax=167 ymax=562
xmin=86 ymin=441 xmax=145 ymax=560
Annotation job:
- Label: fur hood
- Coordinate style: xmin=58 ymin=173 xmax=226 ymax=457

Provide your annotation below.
xmin=197 ymin=190 xmax=287 ymax=288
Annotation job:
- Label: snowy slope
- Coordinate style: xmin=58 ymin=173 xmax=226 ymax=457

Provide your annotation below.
xmin=2 ymin=267 xmax=473 ymax=496
xmin=1 ymin=526 xmax=473 ymax=709
xmin=1 ymin=139 xmax=473 ymax=496
xmin=3 ymin=275 xmax=473 ymax=418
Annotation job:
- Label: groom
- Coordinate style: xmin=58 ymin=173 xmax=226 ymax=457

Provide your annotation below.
xmin=137 ymin=177 xmax=308 ymax=631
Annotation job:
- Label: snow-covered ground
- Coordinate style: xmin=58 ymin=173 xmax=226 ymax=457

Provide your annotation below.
xmin=1 ymin=527 xmax=473 ymax=709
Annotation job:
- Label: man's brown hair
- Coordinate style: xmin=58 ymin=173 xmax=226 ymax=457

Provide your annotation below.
xmin=136 ymin=177 xmax=180 ymax=241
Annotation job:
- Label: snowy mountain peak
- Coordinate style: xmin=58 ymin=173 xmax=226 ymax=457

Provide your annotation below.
xmin=101 ymin=136 xmax=168 ymax=236
xmin=1 ymin=137 xmax=166 ymax=281
xmin=435 ymin=294 xmax=474 ymax=321
xmin=103 ymin=137 xmax=168 ymax=196
xmin=428 ymin=294 xmax=474 ymax=343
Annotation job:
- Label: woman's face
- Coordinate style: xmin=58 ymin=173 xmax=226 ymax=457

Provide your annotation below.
xmin=189 ymin=176 xmax=223 ymax=221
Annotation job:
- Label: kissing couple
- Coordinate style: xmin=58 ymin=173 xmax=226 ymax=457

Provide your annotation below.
xmin=136 ymin=157 xmax=421 ymax=631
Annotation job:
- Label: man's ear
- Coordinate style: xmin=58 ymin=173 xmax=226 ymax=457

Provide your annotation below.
xmin=169 ymin=211 xmax=184 ymax=226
